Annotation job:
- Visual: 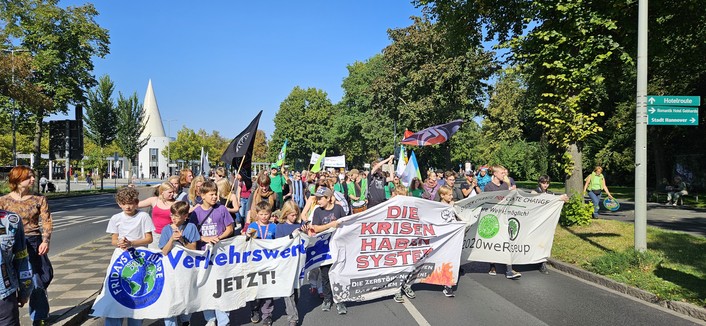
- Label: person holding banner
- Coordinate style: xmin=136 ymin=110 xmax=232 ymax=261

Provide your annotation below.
xmin=189 ymin=181 xmax=234 ymax=326
xmin=531 ymin=175 xmax=568 ymax=274
xmin=105 ymin=187 xmax=155 ymax=326
xmin=274 ymin=200 xmax=308 ymax=326
xmin=246 ymin=201 xmax=277 ymax=325
xmin=308 ymin=187 xmax=347 ymax=315
xmin=484 ymin=165 xmax=522 ymax=280
xmin=158 ymin=201 xmax=199 ymax=326
xmin=582 ymin=166 xmax=613 ymax=218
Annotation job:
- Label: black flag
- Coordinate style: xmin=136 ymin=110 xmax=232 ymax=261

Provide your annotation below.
xmin=221 ymin=110 xmax=262 ymax=189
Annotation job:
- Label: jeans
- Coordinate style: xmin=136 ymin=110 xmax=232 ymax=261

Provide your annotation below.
xmin=238 ymin=197 xmax=249 ymax=224
xmin=203 ymin=309 xmax=229 ymax=325
xmin=163 ymin=313 xmax=191 ymax=326
xmin=320 ymin=265 xmax=332 ymax=302
xmin=26 ymin=235 xmax=51 ymax=322
xmin=588 ymin=190 xmax=601 ymax=218
xmin=105 ymin=318 xmax=141 ymax=326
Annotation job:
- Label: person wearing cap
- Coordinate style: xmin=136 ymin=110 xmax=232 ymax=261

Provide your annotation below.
xmin=308 ymin=187 xmax=347 ymax=315
xmin=476 ymin=165 xmax=492 ymax=191
xmin=269 ymin=164 xmax=286 ymax=210
xmin=460 ymin=171 xmax=481 ymax=198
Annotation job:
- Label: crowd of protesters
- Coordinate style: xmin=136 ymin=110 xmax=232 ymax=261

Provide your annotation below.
xmin=0 ymin=160 xmax=588 ymax=325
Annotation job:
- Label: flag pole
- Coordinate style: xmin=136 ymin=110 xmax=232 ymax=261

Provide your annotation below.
xmin=224 ymin=157 xmax=247 ymax=208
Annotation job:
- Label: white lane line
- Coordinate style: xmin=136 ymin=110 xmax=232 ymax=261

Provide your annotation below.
xmin=53 ymin=210 xmax=66 ymax=214
xmin=402 ymin=299 xmax=431 ymax=326
xmin=91 ymin=218 xmax=111 ymax=224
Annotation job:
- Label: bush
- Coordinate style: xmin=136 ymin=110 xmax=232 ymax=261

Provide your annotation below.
xmin=589 ymin=249 xmax=663 ymax=275
xmin=559 ymin=194 xmax=593 ymax=226
xmin=0 ymin=181 xmax=8 ymax=195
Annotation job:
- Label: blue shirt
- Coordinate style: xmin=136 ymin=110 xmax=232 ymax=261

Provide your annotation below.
xmin=275 ymin=223 xmax=303 ymax=239
xmin=247 ymin=222 xmax=277 ymax=239
xmin=158 ymin=223 xmax=200 ymax=249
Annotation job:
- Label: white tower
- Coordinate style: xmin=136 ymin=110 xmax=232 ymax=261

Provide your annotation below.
xmin=137 ymin=79 xmax=170 ymax=179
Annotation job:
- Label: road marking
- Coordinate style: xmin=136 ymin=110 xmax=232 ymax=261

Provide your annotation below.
xmin=91 ymin=218 xmax=111 ymax=224
xmin=402 ymin=299 xmax=431 ymax=326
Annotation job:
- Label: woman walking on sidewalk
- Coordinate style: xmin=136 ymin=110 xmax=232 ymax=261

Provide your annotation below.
xmin=0 ymin=166 xmax=54 ymax=326
xmin=583 ymin=166 xmax=614 ymax=218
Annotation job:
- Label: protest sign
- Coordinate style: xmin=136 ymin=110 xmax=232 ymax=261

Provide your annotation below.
xmin=92 ymin=234 xmax=309 ymax=319
xmin=454 ymin=190 xmax=564 ymax=265
xmin=328 ymin=196 xmax=466 ymax=303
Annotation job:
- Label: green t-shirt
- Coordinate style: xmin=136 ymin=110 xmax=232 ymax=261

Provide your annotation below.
xmin=269 ymin=173 xmax=285 ymax=193
xmin=334 ymin=182 xmax=345 ymax=194
xmin=586 ymin=172 xmax=604 ymax=191
xmin=347 ymin=180 xmax=367 ymax=201
xmin=410 ymin=188 xmax=423 ymax=198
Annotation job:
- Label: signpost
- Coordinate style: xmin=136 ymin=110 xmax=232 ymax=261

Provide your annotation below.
xmin=646 ymin=95 xmax=700 ymax=126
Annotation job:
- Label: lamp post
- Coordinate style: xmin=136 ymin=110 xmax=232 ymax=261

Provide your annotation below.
xmin=162 ymin=119 xmax=177 ymax=176
xmin=2 ymin=47 xmax=30 ymax=166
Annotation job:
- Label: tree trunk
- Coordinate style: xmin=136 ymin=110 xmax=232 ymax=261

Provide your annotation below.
xmin=565 ymin=142 xmax=584 ymax=196
xmin=99 ymin=147 xmax=104 ymax=191
xmin=32 ymin=108 xmax=44 ymax=193
xmin=651 ymin=135 xmax=665 ymax=189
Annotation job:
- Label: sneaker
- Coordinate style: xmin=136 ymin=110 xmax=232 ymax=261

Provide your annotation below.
xmin=262 ymin=316 xmax=273 ymax=326
xmin=336 ymin=303 xmax=347 ymax=315
xmin=488 ymin=268 xmax=497 ymax=276
xmin=289 ymin=321 xmax=298 ymax=326
xmin=394 ymin=291 xmax=405 ymax=303
xmin=673 ymin=203 xmax=677 ymax=206
xmin=321 ymin=300 xmax=332 ymax=312
xmin=402 ymin=284 xmax=416 ymax=299
xmin=506 ymin=271 xmax=522 ymax=279
xmin=539 ymin=263 xmax=549 ymax=275
xmin=250 ymin=311 xmax=261 ymax=323
xmin=443 ymin=286 xmax=455 ymax=297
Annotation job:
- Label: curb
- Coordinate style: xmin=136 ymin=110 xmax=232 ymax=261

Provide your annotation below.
xmin=50 ymin=292 xmax=99 ymax=326
xmin=548 ymin=258 xmax=706 ymax=322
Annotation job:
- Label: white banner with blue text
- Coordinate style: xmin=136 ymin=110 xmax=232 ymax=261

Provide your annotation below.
xmin=91 ymin=232 xmax=333 ymax=319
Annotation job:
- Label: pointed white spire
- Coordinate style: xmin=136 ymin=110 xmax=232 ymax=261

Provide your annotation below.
xmin=141 ymin=79 xmax=166 ymax=138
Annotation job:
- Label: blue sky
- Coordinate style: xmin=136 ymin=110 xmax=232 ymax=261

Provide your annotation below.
xmin=54 ymin=1 xmax=425 ymax=140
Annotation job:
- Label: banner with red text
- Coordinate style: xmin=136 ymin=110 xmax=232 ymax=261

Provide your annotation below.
xmin=454 ymin=190 xmax=564 ymax=264
xmin=328 ymin=196 xmax=466 ymax=303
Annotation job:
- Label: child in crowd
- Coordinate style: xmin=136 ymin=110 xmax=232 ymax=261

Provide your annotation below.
xmin=246 ymin=201 xmax=277 ymax=325
xmin=438 ymin=185 xmax=457 ymax=297
xmin=105 ymin=187 xmax=155 ymax=326
xmin=438 ymin=185 xmax=455 ymax=206
xmin=309 ymin=187 xmax=347 ymax=315
xmin=274 ymin=201 xmax=308 ymax=326
xmin=189 ymin=181 xmax=234 ymax=326
xmin=390 ymin=185 xmax=416 ymax=303
xmin=159 ymin=201 xmax=199 ymax=326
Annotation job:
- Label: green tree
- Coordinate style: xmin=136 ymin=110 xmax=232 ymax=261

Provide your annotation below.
xmin=1 ymin=0 xmax=109 ymax=176
xmin=84 ymin=75 xmax=116 ymax=190
xmin=268 ymin=87 xmax=335 ymax=166
xmin=371 ymin=16 xmax=496 ymax=169
xmin=167 ymin=126 xmax=201 ymax=165
xmin=252 ymin=130 xmax=268 ymax=162
xmin=115 ymin=92 xmax=149 ymax=182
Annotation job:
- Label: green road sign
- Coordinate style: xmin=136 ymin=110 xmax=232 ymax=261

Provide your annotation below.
xmin=647 ymin=106 xmax=698 ymax=125
xmin=647 ymin=95 xmax=700 ymax=107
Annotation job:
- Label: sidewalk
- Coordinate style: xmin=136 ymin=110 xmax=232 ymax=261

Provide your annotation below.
xmin=20 ymin=236 xmax=114 ymax=326
xmin=597 ymin=200 xmax=706 ymax=237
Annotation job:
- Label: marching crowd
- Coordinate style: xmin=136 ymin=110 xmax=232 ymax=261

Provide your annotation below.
xmin=0 ymin=159 xmax=608 ymax=325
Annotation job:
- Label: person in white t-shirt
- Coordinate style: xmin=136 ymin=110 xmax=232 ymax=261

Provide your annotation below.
xmin=104 ymin=186 xmax=155 ymax=326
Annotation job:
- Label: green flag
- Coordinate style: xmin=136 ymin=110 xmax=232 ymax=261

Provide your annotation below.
xmin=275 ymin=139 xmax=288 ymax=167
xmin=311 ymin=149 xmax=326 ymax=172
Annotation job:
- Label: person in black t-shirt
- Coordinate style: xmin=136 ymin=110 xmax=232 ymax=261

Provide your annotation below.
xmin=367 ymin=155 xmax=395 ymax=208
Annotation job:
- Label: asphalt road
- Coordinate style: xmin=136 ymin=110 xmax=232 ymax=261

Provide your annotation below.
xmin=48 ymin=193 xmax=119 ymax=256
xmin=50 ymin=194 xmax=702 ymax=326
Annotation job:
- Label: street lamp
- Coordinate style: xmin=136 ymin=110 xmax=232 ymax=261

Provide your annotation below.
xmin=162 ymin=118 xmax=177 ymax=176
xmin=2 ymin=47 xmax=30 ymax=166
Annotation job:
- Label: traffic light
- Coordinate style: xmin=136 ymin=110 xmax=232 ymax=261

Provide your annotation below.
xmin=49 ymin=120 xmax=83 ymax=160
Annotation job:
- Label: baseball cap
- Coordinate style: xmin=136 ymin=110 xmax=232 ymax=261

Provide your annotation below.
xmin=314 ymin=187 xmax=333 ymax=198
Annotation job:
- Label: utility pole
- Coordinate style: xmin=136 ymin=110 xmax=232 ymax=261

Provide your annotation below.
xmin=634 ymin=0 xmax=648 ymax=251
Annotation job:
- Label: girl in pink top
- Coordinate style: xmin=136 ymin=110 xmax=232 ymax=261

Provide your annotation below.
xmin=139 ymin=181 xmax=177 ymax=250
